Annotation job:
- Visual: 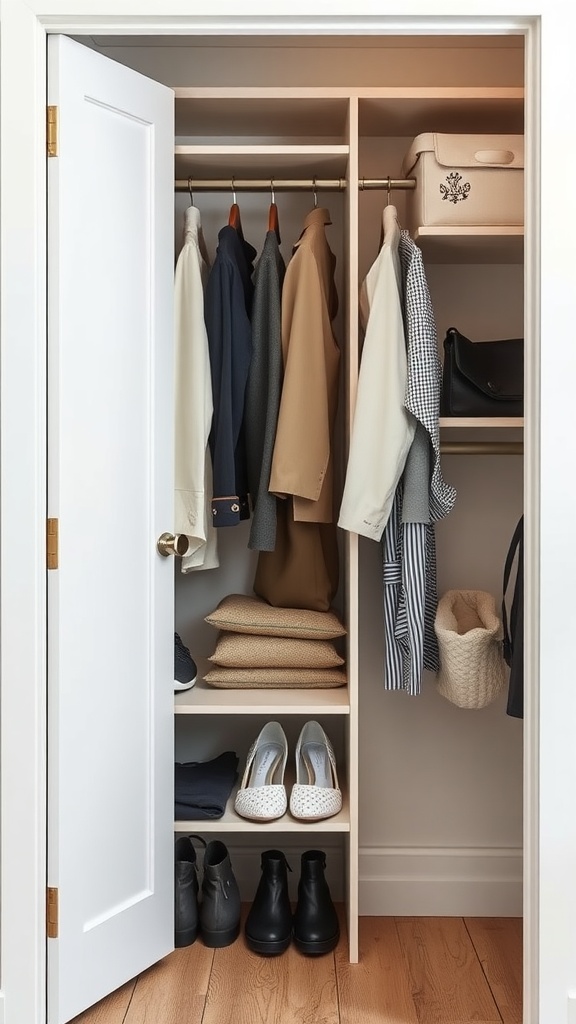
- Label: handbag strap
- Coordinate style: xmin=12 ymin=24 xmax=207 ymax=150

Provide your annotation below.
xmin=502 ymin=515 xmax=524 ymax=662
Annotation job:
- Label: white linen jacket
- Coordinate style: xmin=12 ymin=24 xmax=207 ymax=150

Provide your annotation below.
xmin=174 ymin=206 xmax=219 ymax=571
xmin=338 ymin=206 xmax=416 ymax=539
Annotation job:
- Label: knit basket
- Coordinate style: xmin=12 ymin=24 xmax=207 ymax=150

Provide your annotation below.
xmin=434 ymin=589 xmax=506 ymax=709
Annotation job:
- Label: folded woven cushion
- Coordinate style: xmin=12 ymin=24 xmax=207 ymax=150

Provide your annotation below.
xmin=204 ymin=667 xmax=347 ymax=689
xmin=205 ymin=593 xmax=346 ymax=640
xmin=209 ymin=631 xmax=345 ymax=669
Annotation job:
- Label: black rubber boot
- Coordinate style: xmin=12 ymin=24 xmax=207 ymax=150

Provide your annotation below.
xmin=200 ymin=840 xmax=241 ymax=948
xmin=245 ymin=849 xmax=293 ymax=955
xmin=293 ymin=850 xmax=339 ymax=956
xmin=174 ymin=836 xmax=199 ymax=947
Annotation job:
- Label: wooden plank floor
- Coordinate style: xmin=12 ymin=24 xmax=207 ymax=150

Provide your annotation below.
xmin=69 ymin=914 xmax=522 ymax=1024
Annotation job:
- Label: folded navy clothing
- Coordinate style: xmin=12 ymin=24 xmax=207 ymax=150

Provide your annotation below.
xmin=174 ymin=750 xmax=239 ymax=820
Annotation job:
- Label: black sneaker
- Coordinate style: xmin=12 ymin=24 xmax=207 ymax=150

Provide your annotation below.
xmin=174 ymin=633 xmax=197 ymax=691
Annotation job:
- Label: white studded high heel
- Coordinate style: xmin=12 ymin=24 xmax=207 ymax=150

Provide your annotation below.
xmin=234 ymin=722 xmax=288 ymax=822
xmin=289 ymin=720 xmax=342 ymax=822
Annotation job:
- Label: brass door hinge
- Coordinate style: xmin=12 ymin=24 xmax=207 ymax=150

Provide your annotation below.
xmin=46 ymin=887 xmax=59 ymax=938
xmin=47 ymin=518 xmax=59 ymax=570
xmin=47 ymin=105 xmax=58 ymax=158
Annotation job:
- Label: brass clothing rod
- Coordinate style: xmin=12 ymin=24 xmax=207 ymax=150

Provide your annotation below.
xmin=359 ymin=178 xmax=416 ymax=191
xmin=174 ymin=177 xmax=416 ymax=193
xmin=440 ymin=442 xmax=523 ymax=455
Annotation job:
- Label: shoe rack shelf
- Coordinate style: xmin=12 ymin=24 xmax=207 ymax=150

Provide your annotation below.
xmin=174 ymin=784 xmax=351 ymax=834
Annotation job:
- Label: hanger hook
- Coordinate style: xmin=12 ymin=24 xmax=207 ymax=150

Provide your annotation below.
xmin=387 ymin=175 xmax=392 ymax=207
xmin=231 ymin=176 xmax=237 ymax=205
xmin=188 ymin=176 xmax=194 ymax=206
xmin=313 ymin=176 xmax=318 ymax=209
xmin=270 ymin=178 xmax=275 ymax=205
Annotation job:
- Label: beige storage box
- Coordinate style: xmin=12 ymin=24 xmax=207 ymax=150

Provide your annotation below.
xmin=401 ymin=133 xmax=524 ymax=231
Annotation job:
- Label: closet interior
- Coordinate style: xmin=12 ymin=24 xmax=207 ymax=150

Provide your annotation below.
xmin=86 ymin=32 xmax=525 ymax=966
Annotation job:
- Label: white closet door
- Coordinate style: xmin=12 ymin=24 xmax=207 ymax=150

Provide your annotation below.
xmin=47 ymin=35 xmax=175 ymax=1024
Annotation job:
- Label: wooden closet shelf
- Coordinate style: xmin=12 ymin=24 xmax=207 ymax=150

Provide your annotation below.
xmin=175 ymin=676 xmax=351 ymax=716
xmin=175 ymin=145 xmax=350 ymax=181
xmin=439 ymin=417 xmax=524 ymax=428
xmin=414 ymin=226 xmax=524 ymax=264
xmin=173 ymin=87 xmax=524 ymax=139
xmin=358 ymin=92 xmax=524 ymax=136
xmin=174 ymin=785 xmax=351 ymax=834
xmin=174 ymin=94 xmax=350 ymax=139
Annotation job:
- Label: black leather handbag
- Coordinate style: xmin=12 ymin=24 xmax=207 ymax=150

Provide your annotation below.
xmin=502 ymin=515 xmax=524 ymax=719
xmin=441 ymin=327 xmax=523 ymax=417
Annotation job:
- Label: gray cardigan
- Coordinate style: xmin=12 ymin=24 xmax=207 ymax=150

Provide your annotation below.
xmin=245 ymin=230 xmax=286 ymax=551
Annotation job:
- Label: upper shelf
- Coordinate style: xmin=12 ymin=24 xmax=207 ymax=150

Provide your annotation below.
xmin=357 ymin=88 xmax=524 ymax=136
xmin=174 ymin=144 xmax=349 ymax=181
xmin=414 ymin=226 xmax=524 ymax=265
xmin=175 ymin=93 xmax=350 ymax=140
xmin=174 ymin=86 xmax=524 ymax=141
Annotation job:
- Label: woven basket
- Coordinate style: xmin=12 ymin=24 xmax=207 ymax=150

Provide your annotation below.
xmin=434 ymin=590 xmax=506 ymax=709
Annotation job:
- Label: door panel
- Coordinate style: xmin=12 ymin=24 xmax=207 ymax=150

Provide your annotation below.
xmin=47 ymin=35 xmax=174 ymax=1024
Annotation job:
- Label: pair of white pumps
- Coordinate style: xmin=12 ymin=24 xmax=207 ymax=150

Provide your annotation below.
xmin=234 ymin=720 xmax=342 ymax=823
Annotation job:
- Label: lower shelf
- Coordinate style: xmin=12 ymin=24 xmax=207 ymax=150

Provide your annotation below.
xmin=174 ymin=786 xmax=350 ymax=833
xmin=175 ymin=668 xmax=350 ymax=715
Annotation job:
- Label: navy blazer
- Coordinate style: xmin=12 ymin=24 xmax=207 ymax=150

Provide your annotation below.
xmin=205 ymin=225 xmax=256 ymax=527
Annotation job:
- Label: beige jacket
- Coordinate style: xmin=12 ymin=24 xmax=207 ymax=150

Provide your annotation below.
xmin=269 ymin=207 xmax=340 ymax=523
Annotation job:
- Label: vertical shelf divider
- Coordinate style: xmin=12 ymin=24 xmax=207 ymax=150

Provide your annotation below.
xmin=344 ymin=93 xmax=359 ymax=964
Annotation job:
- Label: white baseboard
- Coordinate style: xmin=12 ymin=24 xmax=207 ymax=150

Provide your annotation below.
xmin=214 ymin=841 xmax=522 ymax=915
xmin=0 ymin=991 xmax=5 ymax=1024
xmin=358 ymin=845 xmax=523 ymax=916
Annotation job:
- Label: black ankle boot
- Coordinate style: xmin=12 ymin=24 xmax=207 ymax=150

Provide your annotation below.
xmin=293 ymin=850 xmax=339 ymax=956
xmin=200 ymin=840 xmax=241 ymax=948
xmin=174 ymin=836 xmax=199 ymax=947
xmin=245 ymin=849 xmax=293 ymax=956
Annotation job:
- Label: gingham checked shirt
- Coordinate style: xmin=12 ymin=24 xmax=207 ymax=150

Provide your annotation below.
xmin=382 ymin=232 xmax=456 ymax=695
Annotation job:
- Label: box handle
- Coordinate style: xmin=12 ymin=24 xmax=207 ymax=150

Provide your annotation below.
xmin=474 ymin=149 xmax=515 ymax=165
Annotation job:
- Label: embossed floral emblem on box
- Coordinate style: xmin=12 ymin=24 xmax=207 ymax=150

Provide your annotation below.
xmin=440 ymin=171 xmax=471 ymax=204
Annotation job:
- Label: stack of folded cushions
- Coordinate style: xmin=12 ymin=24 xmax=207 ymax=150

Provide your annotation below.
xmin=204 ymin=594 xmax=347 ymax=689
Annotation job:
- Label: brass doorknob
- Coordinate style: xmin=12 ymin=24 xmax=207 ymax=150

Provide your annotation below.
xmin=157 ymin=532 xmax=189 ymax=558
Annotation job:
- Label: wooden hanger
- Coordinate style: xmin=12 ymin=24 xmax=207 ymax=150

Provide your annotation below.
xmin=268 ymin=180 xmax=281 ymax=243
xmin=228 ymin=178 xmax=244 ymax=239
